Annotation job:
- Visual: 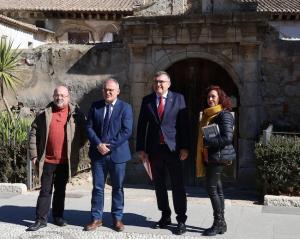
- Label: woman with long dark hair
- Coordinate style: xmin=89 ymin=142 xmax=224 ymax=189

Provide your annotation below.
xmin=196 ymin=85 xmax=236 ymax=236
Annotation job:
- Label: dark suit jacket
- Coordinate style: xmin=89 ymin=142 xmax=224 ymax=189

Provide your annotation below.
xmin=86 ymin=99 xmax=133 ymax=163
xmin=136 ymin=91 xmax=189 ymax=155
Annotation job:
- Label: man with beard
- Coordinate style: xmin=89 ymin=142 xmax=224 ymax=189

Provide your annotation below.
xmin=27 ymin=86 xmax=86 ymax=231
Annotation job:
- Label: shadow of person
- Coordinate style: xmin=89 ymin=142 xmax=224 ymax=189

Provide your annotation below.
xmin=121 ymin=212 xmax=153 ymax=228
xmin=157 ymin=223 xmax=205 ymax=235
xmin=0 ymin=206 xmax=37 ymax=226
xmin=61 ymin=210 xmax=154 ymax=229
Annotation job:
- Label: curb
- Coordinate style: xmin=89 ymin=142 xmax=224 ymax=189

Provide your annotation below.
xmin=0 ymin=183 xmax=27 ymax=194
xmin=264 ymin=194 xmax=300 ymax=207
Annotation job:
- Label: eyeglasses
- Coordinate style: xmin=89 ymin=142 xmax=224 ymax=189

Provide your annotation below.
xmin=153 ymin=80 xmax=170 ymax=84
xmin=103 ymin=88 xmax=116 ymax=92
xmin=53 ymin=94 xmax=69 ymax=98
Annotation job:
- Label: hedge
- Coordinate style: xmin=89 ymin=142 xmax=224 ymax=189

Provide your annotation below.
xmin=255 ymin=135 xmax=300 ymax=196
xmin=0 ymin=111 xmax=31 ymax=183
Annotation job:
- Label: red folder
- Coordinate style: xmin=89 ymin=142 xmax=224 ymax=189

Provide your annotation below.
xmin=142 ymin=157 xmax=153 ymax=181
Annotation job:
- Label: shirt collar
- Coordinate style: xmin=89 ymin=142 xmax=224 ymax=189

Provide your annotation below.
xmin=156 ymin=91 xmax=168 ymax=99
xmin=105 ymin=98 xmax=117 ymax=106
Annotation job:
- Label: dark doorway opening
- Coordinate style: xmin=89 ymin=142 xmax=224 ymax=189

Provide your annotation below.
xmin=166 ymin=58 xmax=239 ymax=186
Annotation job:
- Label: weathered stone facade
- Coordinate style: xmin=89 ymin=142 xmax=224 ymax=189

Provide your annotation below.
xmin=15 ymin=44 xmax=130 ymax=114
xmin=5 ymin=0 xmax=300 ymax=188
xmin=121 ymin=13 xmax=266 ymax=186
xmin=261 ymin=32 xmax=300 ymax=131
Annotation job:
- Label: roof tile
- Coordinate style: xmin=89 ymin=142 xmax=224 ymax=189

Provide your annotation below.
xmin=0 ymin=14 xmax=38 ymax=32
xmin=0 ymin=0 xmax=133 ymax=12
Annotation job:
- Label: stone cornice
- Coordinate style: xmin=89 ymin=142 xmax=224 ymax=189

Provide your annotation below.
xmin=121 ymin=13 xmax=268 ymax=45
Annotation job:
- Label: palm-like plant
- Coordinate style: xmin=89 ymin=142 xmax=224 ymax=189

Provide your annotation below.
xmin=0 ymin=38 xmax=22 ymax=119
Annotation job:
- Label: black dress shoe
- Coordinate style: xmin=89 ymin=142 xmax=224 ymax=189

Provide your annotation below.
xmin=153 ymin=217 xmax=171 ymax=229
xmin=26 ymin=221 xmax=47 ymax=231
xmin=53 ymin=217 xmax=67 ymax=227
xmin=175 ymin=222 xmax=186 ymax=235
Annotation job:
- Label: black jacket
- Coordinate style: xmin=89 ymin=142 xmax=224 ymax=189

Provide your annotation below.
xmin=204 ymin=110 xmax=236 ymax=163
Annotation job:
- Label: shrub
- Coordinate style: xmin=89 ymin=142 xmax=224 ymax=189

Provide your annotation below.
xmin=255 ymin=135 xmax=300 ymax=196
xmin=0 ymin=111 xmax=31 ymax=183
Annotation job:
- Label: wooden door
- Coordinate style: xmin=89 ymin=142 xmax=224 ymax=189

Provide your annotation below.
xmin=166 ymin=58 xmax=239 ymax=185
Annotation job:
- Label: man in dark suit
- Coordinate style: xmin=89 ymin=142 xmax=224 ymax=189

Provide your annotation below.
xmin=136 ymin=71 xmax=189 ymax=235
xmin=84 ymin=78 xmax=133 ymax=232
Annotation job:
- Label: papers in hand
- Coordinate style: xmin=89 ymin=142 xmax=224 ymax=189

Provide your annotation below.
xmin=202 ymin=123 xmax=220 ymax=139
xmin=142 ymin=156 xmax=153 ymax=181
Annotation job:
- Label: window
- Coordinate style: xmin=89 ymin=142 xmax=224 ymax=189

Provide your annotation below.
xmin=35 ymin=20 xmax=45 ymax=28
xmin=68 ymin=32 xmax=89 ymax=44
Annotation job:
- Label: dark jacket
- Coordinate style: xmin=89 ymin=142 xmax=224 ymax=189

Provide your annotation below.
xmin=86 ymin=99 xmax=133 ymax=163
xmin=204 ymin=110 xmax=236 ymax=163
xmin=136 ymin=91 xmax=189 ymax=154
xmin=28 ymin=103 xmax=87 ymax=182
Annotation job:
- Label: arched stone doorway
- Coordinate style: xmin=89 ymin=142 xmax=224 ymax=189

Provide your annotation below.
xmin=166 ymin=58 xmax=239 ymax=186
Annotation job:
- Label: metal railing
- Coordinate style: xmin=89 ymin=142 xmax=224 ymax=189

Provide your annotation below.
xmin=262 ymin=124 xmax=300 ymax=145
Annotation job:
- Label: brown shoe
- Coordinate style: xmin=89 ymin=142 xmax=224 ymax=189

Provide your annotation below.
xmin=84 ymin=220 xmax=103 ymax=231
xmin=113 ymin=220 xmax=124 ymax=232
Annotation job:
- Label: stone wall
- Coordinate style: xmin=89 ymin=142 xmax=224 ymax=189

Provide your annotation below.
xmin=134 ymin=0 xmax=188 ymax=16
xmin=261 ymin=29 xmax=300 ymax=131
xmin=14 ymin=43 xmax=129 ymax=115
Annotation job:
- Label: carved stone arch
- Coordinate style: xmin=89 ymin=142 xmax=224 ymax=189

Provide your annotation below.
xmin=99 ymin=23 xmax=120 ymax=42
xmin=147 ymin=50 xmax=241 ymax=91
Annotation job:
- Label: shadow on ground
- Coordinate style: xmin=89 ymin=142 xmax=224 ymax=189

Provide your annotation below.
xmin=0 ymin=205 xmax=204 ymax=234
xmin=123 ymin=184 xmax=259 ymax=203
xmin=0 ymin=206 xmax=151 ymax=228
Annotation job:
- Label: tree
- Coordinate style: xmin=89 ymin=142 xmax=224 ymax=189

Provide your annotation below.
xmin=0 ymin=38 xmax=22 ymax=120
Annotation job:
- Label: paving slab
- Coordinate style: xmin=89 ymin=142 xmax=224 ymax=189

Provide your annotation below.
xmin=0 ymin=185 xmax=299 ymax=239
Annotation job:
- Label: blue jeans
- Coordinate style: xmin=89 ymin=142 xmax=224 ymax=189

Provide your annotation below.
xmin=90 ymin=155 xmax=126 ymax=221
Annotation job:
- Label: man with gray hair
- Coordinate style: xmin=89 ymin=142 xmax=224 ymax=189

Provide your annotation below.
xmin=85 ymin=78 xmax=133 ymax=232
xmin=27 ymin=86 xmax=86 ymax=231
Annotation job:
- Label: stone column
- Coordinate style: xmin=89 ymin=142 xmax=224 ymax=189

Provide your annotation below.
xmin=238 ymin=43 xmax=262 ymax=187
xmin=127 ymin=45 xmax=153 ymax=184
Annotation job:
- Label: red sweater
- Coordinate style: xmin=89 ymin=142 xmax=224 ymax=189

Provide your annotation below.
xmin=45 ymin=106 xmax=68 ymax=164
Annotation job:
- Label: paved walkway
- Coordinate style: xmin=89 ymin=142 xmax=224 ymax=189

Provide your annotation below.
xmin=0 ymin=184 xmax=299 ymax=239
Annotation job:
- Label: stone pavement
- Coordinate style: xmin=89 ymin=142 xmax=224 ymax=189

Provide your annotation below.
xmin=0 ymin=184 xmax=300 ymax=239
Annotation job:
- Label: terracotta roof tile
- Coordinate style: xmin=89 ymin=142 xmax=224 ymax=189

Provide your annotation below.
xmin=235 ymin=0 xmax=300 ymax=13
xmin=0 ymin=14 xmax=38 ymax=32
xmin=257 ymin=0 xmax=300 ymax=13
xmin=1 ymin=0 xmax=299 ymax=14
xmin=0 ymin=0 xmax=133 ymax=12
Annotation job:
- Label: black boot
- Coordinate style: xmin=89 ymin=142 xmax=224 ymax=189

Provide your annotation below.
xmin=202 ymin=213 xmax=226 ymax=236
xmin=220 ymin=210 xmax=227 ymax=233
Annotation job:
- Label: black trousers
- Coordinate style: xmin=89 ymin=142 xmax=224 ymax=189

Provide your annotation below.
xmin=35 ymin=163 xmax=68 ymax=223
xmin=150 ymin=145 xmax=187 ymax=223
xmin=205 ymin=164 xmax=224 ymax=216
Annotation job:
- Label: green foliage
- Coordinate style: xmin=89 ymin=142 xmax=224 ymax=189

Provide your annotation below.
xmin=255 ymin=135 xmax=300 ymax=196
xmin=0 ymin=111 xmax=32 ymax=183
xmin=0 ymin=38 xmax=22 ymax=95
xmin=0 ymin=111 xmax=30 ymax=145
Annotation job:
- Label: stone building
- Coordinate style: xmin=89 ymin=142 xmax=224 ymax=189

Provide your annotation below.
xmin=121 ymin=0 xmax=300 ymax=186
xmin=0 ymin=14 xmax=54 ymax=48
xmin=2 ymin=0 xmax=300 ymax=187
xmin=0 ymin=0 xmax=133 ymax=44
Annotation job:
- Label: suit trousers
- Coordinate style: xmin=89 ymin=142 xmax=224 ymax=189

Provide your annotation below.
xmin=205 ymin=164 xmax=225 ymax=215
xmin=36 ymin=162 xmax=68 ymax=223
xmin=90 ymin=155 xmax=126 ymax=221
xmin=150 ymin=145 xmax=187 ymax=223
